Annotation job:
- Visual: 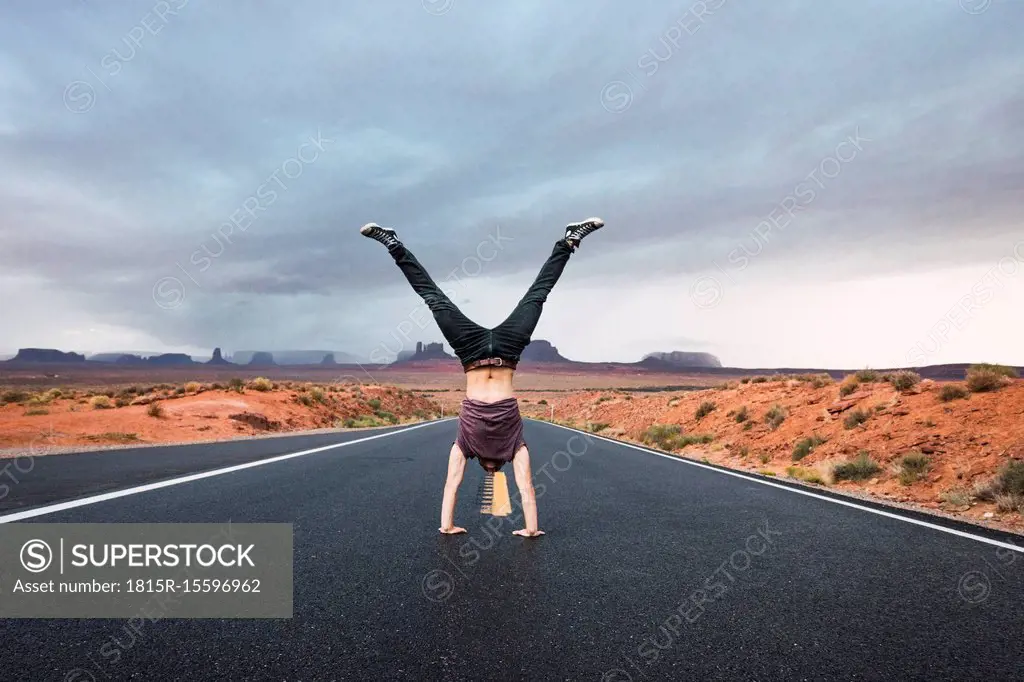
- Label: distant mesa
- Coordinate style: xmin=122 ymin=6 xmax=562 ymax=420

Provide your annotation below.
xmin=146 ymin=353 xmax=195 ymax=366
xmin=320 ymin=353 xmax=337 ymax=366
xmin=396 ymin=350 xmax=416 ymax=362
xmin=247 ymin=351 xmax=277 ymax=366
xmin=207 ymin=347 xmax=232 ymax=366
xmin=641 ymin=351 xmax=722 ymax=369
xmin=520 ymin=340 xmax=568 ymax=363
xmin=393 ymin=341 xmax=455 ymax=363
xmin=114 ymin=354 xmax=146 ymax=365
xmin=8 ymin=348 xmax=86 ymax=363
xmin=232 ymin=350 xmax=363 ymax=365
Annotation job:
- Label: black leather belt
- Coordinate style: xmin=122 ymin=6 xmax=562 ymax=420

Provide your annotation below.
xmin=463 ymin=357 xmax=517 ymax=372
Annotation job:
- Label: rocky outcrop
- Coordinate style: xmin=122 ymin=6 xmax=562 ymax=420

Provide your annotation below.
xmin=641 ymin=351 xmax=722 ymax=369
xmin=147 ymin=353 xmax=195 ymax=366
xmin=521 ymin=340 xmax=569 ymax=363
xmin=207 ymin=347 xmax=232 ymax=365
xmin=114 ymin=354 xmax=146 ymax=365
xmin=247 ymin=352 xmax=276 ymax=366
xmin=8 ymin=348 xmax=86 ymax=363
xmin=229 ymin=412 xmax=281 ymax=431
xmin=407 ymin=341 xmax=454 ymax=361
xmin=320 ymin=353 xmax=337 ymax=365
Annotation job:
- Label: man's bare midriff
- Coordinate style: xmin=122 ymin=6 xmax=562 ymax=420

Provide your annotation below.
xmin=464 ymin=366 xmax=515 ymax=403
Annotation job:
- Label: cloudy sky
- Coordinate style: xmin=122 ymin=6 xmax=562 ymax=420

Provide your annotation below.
xmin=1 ymin=0 xmax=1022 ymax=368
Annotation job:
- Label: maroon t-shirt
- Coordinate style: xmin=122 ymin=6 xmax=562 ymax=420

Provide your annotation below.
xmin=455 ymin=397 xmax=526 ymax=464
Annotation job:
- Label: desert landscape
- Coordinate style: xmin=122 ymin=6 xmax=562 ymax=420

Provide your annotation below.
xmin=2 ymin=352 xmax=1021 ymax=534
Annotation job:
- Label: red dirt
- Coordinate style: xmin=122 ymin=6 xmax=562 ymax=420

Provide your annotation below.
xmin=0 ymin=382 xmax=441 ymax=453
xmin=519 ymin=378 xmax=1024 ymax=534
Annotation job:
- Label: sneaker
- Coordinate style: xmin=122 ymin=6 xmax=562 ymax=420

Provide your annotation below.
xmin=564 ymin=217 xmax=604 ymax=249
xmin=360 ymin=223 xmax=402 ymax=250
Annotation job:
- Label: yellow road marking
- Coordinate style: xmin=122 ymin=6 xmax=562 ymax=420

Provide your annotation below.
xmin=489 ymin=471 xmax=512 ymax=516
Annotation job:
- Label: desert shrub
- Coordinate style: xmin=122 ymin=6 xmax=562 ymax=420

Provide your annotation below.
xmin=588 ymin=422 xmax=611 ymax=433
xmin=965 ymin=367 xmax=1010 ymax=393
xmin=889 ymin=370 xmax=921 ymax=392
xmin=147 ymin=402 xmax=164 ymax=418
xmin=792 ymin=435 xmax=827 ymax=461
xmin=855 ymin=369 xmax=880 ymax=383
xmin=994 ymin=493 xmax=1024 ymax=513
xmin=969 ymin=363 xmax=1018 ymax=379
xmin=678 ymin=434 xmax=715 ymax=448
xmin=743 ymin=422 xmax=753 ymax=431
xmin=115 ymin=396 xmax=131 ymax=408
xmin=375 ymin=410 xmax=399 ymax=424
xmin=897 ymin=452 xmax=930 ymax=485
xmin=310 ymin=388 xmax=326 ymax=404
xmin=764 ymin=404 xmax=787 ymax=430
xmin=810 ymin=375 xmax=833 ymax=389
xmin=839 ymin=377 xmax=860 ymax=397
xmin=228 ymin=378 xmax=245 ymax=392
xmin=367 ymin=398 xmax=382 ymax=409
xmin=695 ymin=401 xmax=717 ymax=420
xmin=740 ymin=377 xmax=751 ymax=384
xmin=24 ymin=408 xmax=49 ymax=416
xmin=90 ymin=395 xmax=113 ymax=410
xmin=248 ymin=377 xmax=273 ymax=392
xmin=44 ymin=388 xmax=64 ymax=401
xmin=751 ymin=376 xmax=769 ymax=384
xmin=738 ymin=446 xmax=749 ymax=458
xmin=759 ymin=452 xmax=771 ymax=464
xmin=642 ymin=424 xmax=682 ymax=450
xmin=734 ymin=406 xmax=749 ymax=423
xmin=537 ymin=399 xmax=547 ymax=405
xmin=939 ymin=487 xmax=972 ymax=507
xmin=832 ymin=452 xmax=881 ymax=481
xmin=994 ymin=461 xmax=1024 ymax=496
xmin=786 ymin=467 xmax=826 ymax=485
xmin=346 ymin=415 xmax=385 ymax=428
xmin=938 ymin=384 xmax=969 ymax=402
xmin=595 ymin=395 xmax=613 ymax=404
xmin=184 ymin=382 xmax=203 ymax=393
xmin=667 ymin=397 xmax=681 ymax=407
xmin=85 ymin=432 xmax=140 ymax=443
xmin=211 ymin=382 xmax=225 ymax=390
xmin=1 ymin=390 xmax=30 ymax=405
xmin=843 ymin=408 xmax=870 ymax=430
xmin=973 ymin=477 xmax=1001 ymax=502
xmin=759 ymin=470 xmax=777 ymax=476
xmin=296 ymin=394 xmax=314 ymax=407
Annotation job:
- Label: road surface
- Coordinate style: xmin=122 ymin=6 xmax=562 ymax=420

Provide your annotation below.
xmin=1 ymin=418 xmax=1022 ymax=681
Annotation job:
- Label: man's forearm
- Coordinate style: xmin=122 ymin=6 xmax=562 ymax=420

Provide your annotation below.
xmin=440 ymin=483 xmax=458 ymax=529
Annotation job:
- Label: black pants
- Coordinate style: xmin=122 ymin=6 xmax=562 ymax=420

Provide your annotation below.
xmin=389 ymin=240 xmax=573 ymax=367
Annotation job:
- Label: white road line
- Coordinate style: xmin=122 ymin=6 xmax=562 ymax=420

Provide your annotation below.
xmin=0 ymin=419 xmax=456 ymax=524
xmin=532 ymin=419 xmax=1024 ymax=554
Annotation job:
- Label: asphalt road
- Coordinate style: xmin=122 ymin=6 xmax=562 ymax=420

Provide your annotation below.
xmin=1 ymin=418 xmax=1022 ymax=681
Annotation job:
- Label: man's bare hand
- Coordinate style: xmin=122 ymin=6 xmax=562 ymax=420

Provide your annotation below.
xmin=438 ymin=526 xmax=467 ymax=535
xmin=513 ymin=529 xmax=546 ymax=537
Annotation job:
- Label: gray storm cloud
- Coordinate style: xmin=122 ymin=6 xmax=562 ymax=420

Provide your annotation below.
xmin=0 ymin=0 xmax=1021 ymax=360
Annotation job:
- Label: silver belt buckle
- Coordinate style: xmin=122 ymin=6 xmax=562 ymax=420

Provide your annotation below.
xmin=494 ymin=358 xmax=503 ymax=367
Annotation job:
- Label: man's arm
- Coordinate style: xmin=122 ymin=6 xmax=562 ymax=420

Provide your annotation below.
xmin=511 ymin=446 xmax=544 ymax=537
xmin=439 ymin=444 xmax=468 ymax=534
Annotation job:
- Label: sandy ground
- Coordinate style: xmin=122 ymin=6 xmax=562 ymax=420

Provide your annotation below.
xmin=519 ymin=377 xmax=1024 ymax=535
xmin=0 ymin=382 xmax=441 ymax=453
